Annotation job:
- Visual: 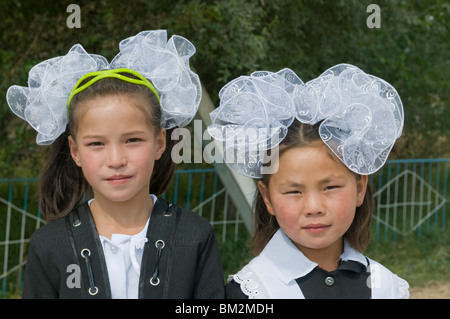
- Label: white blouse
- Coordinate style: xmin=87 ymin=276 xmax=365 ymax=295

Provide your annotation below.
xmin=88 ymin=195 xmax=156 ymax=299
xmin=229 ymin=229 xmax=410 ymax=299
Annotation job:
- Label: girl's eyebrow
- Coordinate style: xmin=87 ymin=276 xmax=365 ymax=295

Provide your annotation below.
xmin=279 ymin=180 xmax=304 ymax=188
xmin=81 ymin=134 xmax=104 ymax=139
xmin=319 ymin=175 xmax=347 ymax=183
xmin=81 ymin=130 xmax=147 ymax=139
xmin=280 ymin=175 xmax=346 ymax=187
xmin=122 ymin=130 xmax=147 ymax=136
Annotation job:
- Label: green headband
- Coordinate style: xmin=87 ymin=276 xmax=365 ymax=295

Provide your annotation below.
xmin=67 ymin=68 xmax=160 ymax=112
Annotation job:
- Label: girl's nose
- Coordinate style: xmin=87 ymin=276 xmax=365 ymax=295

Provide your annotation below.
xmin=106 ymin=145 xmax=127 ymax=168
xmin=304 ymin=192 xmax=324 ymax=216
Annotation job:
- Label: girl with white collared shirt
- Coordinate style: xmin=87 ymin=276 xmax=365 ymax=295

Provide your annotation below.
xmin=11 ymin=30 xmax=224 ymax=299
xmin=208 ymin=64 xmax=409 ymax=299
xmin=90 ymin=195 xmax=155 ymax=299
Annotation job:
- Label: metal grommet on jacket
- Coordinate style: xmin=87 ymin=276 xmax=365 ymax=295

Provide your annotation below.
xmin=163 ymin=203 xmax=173 ymax=216
xmin=81 ymin=248 xmax=98 ymax=296
xmin=150 ymin=240 xmax=165 ymax=286
xmin=72 ymin=210 xmax=81 ymax=227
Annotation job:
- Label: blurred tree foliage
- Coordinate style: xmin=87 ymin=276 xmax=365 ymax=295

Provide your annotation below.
xmin=0 ymin=0 xmax=448 ymax=177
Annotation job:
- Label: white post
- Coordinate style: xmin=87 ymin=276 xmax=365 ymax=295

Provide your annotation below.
xmin=195 ymin=84 xmax=256 ymax=234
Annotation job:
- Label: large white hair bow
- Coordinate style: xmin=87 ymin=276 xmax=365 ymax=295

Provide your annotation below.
xmin=7 ymin=45 xmax=108 ymax=145
xmin=208 ymin=64 xmax=404 ymax=177
xmin=6 ymin=30 xmax=201 ymax=145
xmin=110 ymin=30 xmax=201 ymax=129
xmin=295 ymin=64 xmax=403 ymax=174
xmin=208 ymin=68 xmax=302 ymax=177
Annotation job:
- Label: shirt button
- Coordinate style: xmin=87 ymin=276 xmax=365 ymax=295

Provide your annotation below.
xmin=110 ymin=246 xmax=117 ymax=254
xmin=325 ymin=276 xmax=335 ymax=286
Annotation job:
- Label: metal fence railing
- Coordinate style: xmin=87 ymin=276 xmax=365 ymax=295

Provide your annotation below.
xmin=370 ymin=158 xmax=449 ymax=242
xmin=0 ymin=177 xmax=42 ymax=297
xmin=0 ymin=169 xmax=246 ymax=297
xmin=162 ymin=168 xmax=246 ymax=243
xmin=1 ymin=159 xmax=449 ymax=297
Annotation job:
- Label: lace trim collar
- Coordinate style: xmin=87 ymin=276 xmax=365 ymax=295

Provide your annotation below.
xmin=229 ymin=229 xmax=374 ymax=299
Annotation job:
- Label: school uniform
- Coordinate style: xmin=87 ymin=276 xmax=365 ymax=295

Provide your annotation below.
xmin=23 ymin=197 xmax=225 ymax=299
xmin=226 ymin=229 xmax=409 ymax=299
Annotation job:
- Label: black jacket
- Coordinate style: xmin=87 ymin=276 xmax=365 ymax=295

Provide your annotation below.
xmin=23 ymin=198 xmax=225 ymax=298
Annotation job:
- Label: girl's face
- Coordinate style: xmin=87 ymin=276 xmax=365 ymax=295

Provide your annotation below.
xmin=68 ymin=94 xmax=166 ymax=204
xmin=258 ymin=141 xmax=368 ymax=255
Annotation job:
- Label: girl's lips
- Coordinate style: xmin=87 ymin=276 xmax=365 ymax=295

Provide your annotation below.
xmin=105 ymin=175 xmax=132 ymax=184
xmin=302 ymin=224 xmax=331 ymax=234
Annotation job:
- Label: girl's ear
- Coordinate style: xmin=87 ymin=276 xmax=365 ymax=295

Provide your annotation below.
xmin=257 ymin=180 xmax=276 ymax=216
xmin=356 ymin=175 xmax=369 ymax=207
xmin=154 ymin=128 xmax=166 ymax=160
xmin=68 ymin=135 xmax=82 ymax=167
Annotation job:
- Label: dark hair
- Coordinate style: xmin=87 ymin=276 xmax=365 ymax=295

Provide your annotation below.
xmin=39 ymin=74 xmax=175 ymax=221
xmin=252 ymin=119 xmax=374 ymax=253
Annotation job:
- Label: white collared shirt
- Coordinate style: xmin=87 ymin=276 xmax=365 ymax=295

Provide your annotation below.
xmin=229 ymin=229 xmax=409 ymax=299
xmin=88 ymin=194 xmax=157 ymax=299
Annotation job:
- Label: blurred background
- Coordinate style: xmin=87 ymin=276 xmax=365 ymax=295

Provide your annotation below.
xmin=0 ymin=0 xmax=448 ymax=298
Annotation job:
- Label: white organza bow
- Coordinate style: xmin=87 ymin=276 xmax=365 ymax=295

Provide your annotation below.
xmin=208 ymin=64 xmax=404 ymax=177
xmin=208 ymin=68 xmax=302 ymax=177
xmin=295 ymin=64 xmax=403 ymax=175
xmin=111 ymin=30 xmax=201 ymax=129
xmin=7 ymin=45 xmax=108 ymax=145
xmin=7 ymin=30 xmax=201 ymax=145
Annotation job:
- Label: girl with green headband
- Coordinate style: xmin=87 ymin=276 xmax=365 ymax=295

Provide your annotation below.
xmin=7 ymin=30 xmax=224 ymax=299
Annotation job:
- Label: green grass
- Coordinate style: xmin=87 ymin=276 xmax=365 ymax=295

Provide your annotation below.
xmin=218 ymin=230 xmax=253 ymax=281
xmin=365 ymin=225 xmax=449 ymax=288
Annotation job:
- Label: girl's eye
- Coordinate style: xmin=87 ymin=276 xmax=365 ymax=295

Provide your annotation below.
xmin=88 ymin=141 xmax=103 ymax=147
xmin=285 ymin=190 xmax=301 ymax=195
xmin=325 ymin=185 xmax=340 ymax=191
xmin=126 ymin=138 xmax=141 ymax=143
